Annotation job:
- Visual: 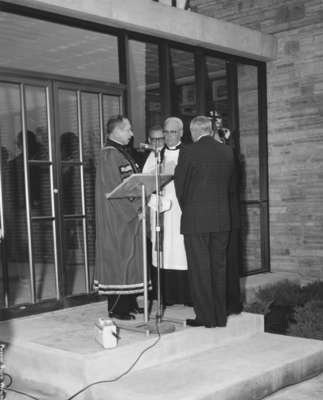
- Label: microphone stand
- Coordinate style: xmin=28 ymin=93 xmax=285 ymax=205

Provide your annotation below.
xmin=0 ymin=344 xmax=6 ymax=400
xmin=153 ymin=146 xmax=162 ymax=323
xmin=151 ymin=145 xmax=175 ymax=333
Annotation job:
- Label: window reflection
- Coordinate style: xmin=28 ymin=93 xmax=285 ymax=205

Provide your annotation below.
xmin=238 ymin=64 xmax=260 ymax=201
xmin=205 ymin=56 xmax=228 ymax=125
xmin=129 ymin=40 xmax=161 ymax=146
xmin=169 ymin=48 xmax=196 ymax=143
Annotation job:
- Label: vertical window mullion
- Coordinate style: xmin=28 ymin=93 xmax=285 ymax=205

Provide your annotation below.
xmin=20 ymin=83 xmax=36 ymax=304
xmin=77 ymin=90 xmax=89 ymax=292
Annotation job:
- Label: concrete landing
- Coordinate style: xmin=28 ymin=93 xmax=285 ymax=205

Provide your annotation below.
xmin=89 ymin=333 xmax=323 ymax=400
xmin=1 ymin=302 xmax=323 ymax=400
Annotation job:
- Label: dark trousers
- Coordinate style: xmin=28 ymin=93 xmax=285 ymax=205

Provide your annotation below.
xmin=184 ymin=231 xmax=229 ymax=327
xmin=227 ymin=229 xmax=242 ymax=313
xmin=107 ymin=294 xmax=138 ymax=315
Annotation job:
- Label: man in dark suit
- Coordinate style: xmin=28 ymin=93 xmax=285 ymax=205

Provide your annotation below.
xmin=174 ymin=115 xmax=235 ymax=328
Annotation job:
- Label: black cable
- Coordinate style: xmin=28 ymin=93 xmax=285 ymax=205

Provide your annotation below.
xmin=65 ymin=319 xmax=161 ymax=400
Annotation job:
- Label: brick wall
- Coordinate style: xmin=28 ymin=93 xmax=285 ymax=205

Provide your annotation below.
xmin=191 ymin=0 xmax=323 ymax=279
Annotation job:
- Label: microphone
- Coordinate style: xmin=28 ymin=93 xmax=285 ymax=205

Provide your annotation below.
xmin=139 ymin=142 xmax=161 ymax=151
xmin=139 ymin=142 xmax=153 ymax=150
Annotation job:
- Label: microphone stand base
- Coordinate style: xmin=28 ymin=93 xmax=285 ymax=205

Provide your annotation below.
xmin=116 ymin=320 xmax=176 ymax=336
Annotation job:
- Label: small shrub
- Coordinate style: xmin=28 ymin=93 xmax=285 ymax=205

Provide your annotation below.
xmin=244 ymin=279 xmax=323 ymax=340
xmin=287 ymin=300 xmax=323 ymax=341
xmin=298 ymin=281 xmax=323 ymax=304
xmin=244 ymin=280 xmax=303 ymax=315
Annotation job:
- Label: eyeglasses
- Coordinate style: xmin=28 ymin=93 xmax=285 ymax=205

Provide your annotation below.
xmin=163 ymin=130 xmax=178 ymax=135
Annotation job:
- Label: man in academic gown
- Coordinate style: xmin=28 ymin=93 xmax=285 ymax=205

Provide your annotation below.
xmin=94 ymin=115 xmax=144 ymax=320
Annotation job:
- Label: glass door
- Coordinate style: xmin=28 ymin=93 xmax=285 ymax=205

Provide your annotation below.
xmin=54 ymin=82 xmax=123 ymax=297
xmin=0 ymin=78 xmax=58 ymax=307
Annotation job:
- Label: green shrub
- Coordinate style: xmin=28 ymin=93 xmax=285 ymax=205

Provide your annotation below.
xmin=244 ymin=280 xmax=303 ymax=315
xmin=244 ymin=279 xmax=323 ymax=340
xmin=287 ymin=300 xmax=323 ymax=341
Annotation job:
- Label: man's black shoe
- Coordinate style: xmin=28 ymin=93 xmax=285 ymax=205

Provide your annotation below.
xmin=131 ymin=306 xmax=144 ymax=314
xmin=186 ymin=318 xmax=204 ymax=327
xmin=109 ymin=312 xmax=135 ymax=320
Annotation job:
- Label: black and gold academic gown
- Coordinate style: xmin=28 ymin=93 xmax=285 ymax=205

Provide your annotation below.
xmin=94 ymin=139 xmax=144 ymax=296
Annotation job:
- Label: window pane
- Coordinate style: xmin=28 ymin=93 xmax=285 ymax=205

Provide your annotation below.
xmin=169 ymin=48 xmax=196 ymax=142
xmin=129 ymin=40 xmax=161 ymax=146
xmin=0 ymin=83 xmax=31 ymax=306
xmin=63 ymin=219 xmax=86 ymax=295
xmin=205 ymin=56 xmax=229 ymax=124
xmin=61 ymin=164 xmax=82 ymax=215
xmin=25 ymin=85 xmax=49 ymax=160
xmin=81 ymin=92 xmax=101 ymax=279
xmin=0 ymin=12 xmax=119 ymax=83
xmin=32 ymin=220 xmax=57 ymax=301
xmin=241 ymin=205 xmax=262 ymax=273
xmin=29 ymin=164 xmax=52 ymax=216
xmin=238 ymin=64 xmax=260 ymax=201
xmin=58 ymin=89 xmax=80 ymax=162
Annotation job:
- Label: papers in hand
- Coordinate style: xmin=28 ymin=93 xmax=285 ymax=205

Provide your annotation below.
xmin=148 ymin=194 xmax=172 ymax=213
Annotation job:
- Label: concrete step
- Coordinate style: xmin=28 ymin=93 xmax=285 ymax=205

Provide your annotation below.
xmin=88 ymin=332 xmax=323 ymax=400
xmin=2 ymin=304 xmax=263 ymax=397
xmin=2 ymin=302 xmax=323 ymax=400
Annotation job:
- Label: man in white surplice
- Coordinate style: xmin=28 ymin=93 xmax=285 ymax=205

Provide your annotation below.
xmin=143 ymin=118 xmax=191 ymax=306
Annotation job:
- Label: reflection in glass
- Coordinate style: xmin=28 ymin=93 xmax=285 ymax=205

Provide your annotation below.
xmin=240 ymin=205 xmax=261 ymax=273
xmin=169 ymin=48 xmax=196 ymax=142
xmin=29 ymin=164 xmax=52 ymax=216
xmin=58 ymin=90 xmax=80 ymax=161
xmin=63 ymin=219 xmax=86 ymax=295
xmin=205 ymin=57 xmax=228 ymax=124
xmin=60 ymin=131 xmax=79 ymax=161
xmin=238 ymin=64 xmax=260 ymax=201
xmin=61 ymin=165 xmax=82 ymax=215
xmin=25 ymin=85 xmax=49 ymax=160
xmin=32 ymin=221 xmax=56 ymax=301
xmin=81 ymin=92 xmax=102 ymax=281
xmin=0 ymin=83 xmax=31 ymax=306
xmin=128 ymin=40 xmax=161 ymax=145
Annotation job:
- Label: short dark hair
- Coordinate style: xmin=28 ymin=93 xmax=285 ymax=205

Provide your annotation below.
xmin=149 ymin=124 xmax=163 ymax=136
xmin=106 ymin=114 xmax=125 ymax=135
